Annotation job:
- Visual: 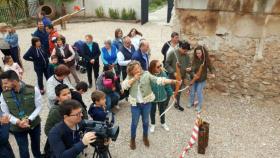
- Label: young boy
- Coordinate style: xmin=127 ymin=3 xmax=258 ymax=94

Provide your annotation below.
xmin=43 ymin=84 xmax=71 ymax=157
xmin=45 ymin=84 xmax=71 ymax=136
xmin=71 ymin=81 xmax=89 ymax=119
xmin=48 ymin=55 xmax=59 ymax=76
xmin=88 ymin=90 xmax=109 ymax=122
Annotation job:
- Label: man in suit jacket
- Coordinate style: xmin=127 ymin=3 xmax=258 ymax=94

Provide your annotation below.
xmin=82 ymin=34 xmax=101 ymax=88
xmin=131 ymin=40 xmax=150 ymax=71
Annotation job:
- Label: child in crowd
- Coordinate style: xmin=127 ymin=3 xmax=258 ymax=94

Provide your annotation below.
xmin=3 ymin=55 xmax=23 ymax=79
xmin=96 ymin=67 xmax=122 ymax=111
xmin=88 ymin=90 xmax=113 ymax=122
xmin=48 ymin=55 xmax=59 ymax=76
xmin=44 ymin=84 xmax=72 ymax=136
xmin=71 ymin=81 xmax=89 ymax=119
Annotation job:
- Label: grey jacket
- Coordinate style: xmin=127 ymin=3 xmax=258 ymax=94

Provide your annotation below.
xmin=46 ymin=75 xmax=74 ymax=108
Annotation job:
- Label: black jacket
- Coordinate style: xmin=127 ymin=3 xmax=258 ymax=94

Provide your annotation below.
xmin=70 ymin=90 xmax=88 ymax=119
xmin=48 ymin=121 xmax=85 ymax=158
xmin=82 ymin=42 xmax=101 ymax=65
xmin=23 ymin=46 xmax=49 ymax=70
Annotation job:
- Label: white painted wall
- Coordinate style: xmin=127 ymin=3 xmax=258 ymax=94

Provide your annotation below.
xmin=64 ymin=0 xmax=141 ymax=20
xmin=175 ymin=0 xmax=278 ymax=13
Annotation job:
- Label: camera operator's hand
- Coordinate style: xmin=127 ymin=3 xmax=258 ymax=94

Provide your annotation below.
xmin=82 ymin=132 xmax=96 ymax=146
xmin=104 ymin=138 xmax=112 ymax=146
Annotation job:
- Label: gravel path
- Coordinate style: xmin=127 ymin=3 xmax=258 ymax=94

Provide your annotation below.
xmin=3 ymin=21 xmax=280 ymax=158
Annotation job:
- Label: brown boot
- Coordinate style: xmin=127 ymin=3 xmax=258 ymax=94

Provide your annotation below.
xmin=143 ymin=136 xmax=150 ymax=147
xmin=130 ymin=138 xmax=136 ymax=150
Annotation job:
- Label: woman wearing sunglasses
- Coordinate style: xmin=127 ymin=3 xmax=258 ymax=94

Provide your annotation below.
xmin=148 ymin=60 xmax=175 ymax=133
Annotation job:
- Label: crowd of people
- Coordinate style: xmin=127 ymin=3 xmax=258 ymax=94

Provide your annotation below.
xmin=0 ymin=12 xmax=215 ymax=158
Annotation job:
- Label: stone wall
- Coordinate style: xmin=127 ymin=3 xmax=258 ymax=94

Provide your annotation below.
xmin=172 ymin=0 xmax=280 ymax=103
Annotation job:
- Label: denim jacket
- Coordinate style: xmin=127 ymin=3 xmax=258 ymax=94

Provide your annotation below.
xmin=122 ymin=71 xmax=167 ymax=105
xmin=151 ymin=71 xmax=173 ymax=102
xmin=4 ymin=33 xmax=18 ymax=48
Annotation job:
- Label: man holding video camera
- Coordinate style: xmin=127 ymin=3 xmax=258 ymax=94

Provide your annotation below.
xmin=48 ymin=99 xmax=96 ymax=158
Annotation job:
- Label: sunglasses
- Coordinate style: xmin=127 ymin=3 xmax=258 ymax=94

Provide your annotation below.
xmin=156 ymin=64 xmax=162 ymax=69
xmin=69 ymin=110 xmax=82 ymax=117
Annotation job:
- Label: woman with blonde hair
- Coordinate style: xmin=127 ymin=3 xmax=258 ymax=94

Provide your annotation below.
xmin=4 ymin=26 xmax=22 ymax=67
xmin=122 ymin=60 xmax=180 ymax=150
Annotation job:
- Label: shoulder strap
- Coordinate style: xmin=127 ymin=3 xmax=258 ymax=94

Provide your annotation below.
xmin=173 ymin=50 xmax=179 ymax=63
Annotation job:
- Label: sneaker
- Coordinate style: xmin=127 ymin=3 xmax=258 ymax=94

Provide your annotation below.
xmin=175 ymin=104 xmax=184 ymax=111
xmin=150 ymin=124 xmax=155 ymax=133
xmin=196 ymin=107 xmax=202 ymax=113
xmin=115 ymin=105 xmax=120 ymax=109
xmin=161 ymin=124 xmax=170 ymax=131
xmin=187 ymin=104 xmax=193 ymax=108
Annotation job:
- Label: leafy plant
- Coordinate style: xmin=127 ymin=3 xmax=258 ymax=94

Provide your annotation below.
xmin=127 ymin=8 xmax=136 ymax=20
xmin=95 ymin=7 xmax=105 ymax=18
xmin=121 ymin=8 xmax=136 ymax=20
xmin=108 ymin=8 xmax=119 ymax=19
xmin=149 ymin=0 xmax=167 ymax=12
xmin=154 ymin=0 xmax=163 ymax=6
xmin=121 ymin=8 xmax=128 ymax=20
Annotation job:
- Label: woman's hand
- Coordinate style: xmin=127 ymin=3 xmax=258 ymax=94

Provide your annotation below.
xmin=112 ymin=87 xmax=116 ymax=91
xmin=186 ymin=67 xmax=191 ymax=72
xmin=173 ymin=79 xmax=182 ymax=85
xmin=134 ymin=72 xmax=141 ymax=80
xmin=63 ymin=58 xmax=69 ymax=63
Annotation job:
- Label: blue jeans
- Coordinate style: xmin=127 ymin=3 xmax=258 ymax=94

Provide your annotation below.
xmin=131 ymin=103 xmax=152 ymax=139
xmin=189 ymin=81 xmax=206 ymax=112
xmin=13 ymin=124 xmax=41 ymax=158
xmin=105 ymin=92 xmax=120 ymax=111
xmin=0 ymin=124 xmax=15 ymax=158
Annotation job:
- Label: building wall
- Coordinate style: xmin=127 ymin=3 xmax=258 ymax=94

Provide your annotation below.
xmin=62 ymin=0 xmax=141 ymax=19
xmin=172 ymin=0 xmax=280 ymax=103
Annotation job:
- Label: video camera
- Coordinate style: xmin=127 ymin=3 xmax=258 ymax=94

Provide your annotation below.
xmin=80 ymin=112 xmax=119 ymax=143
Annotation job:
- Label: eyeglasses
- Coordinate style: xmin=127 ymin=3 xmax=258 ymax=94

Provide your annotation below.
xmin=156 ymin=64 xmax=162 ymax=69
xmin=69 ymin=110 xmax=82 ymax=117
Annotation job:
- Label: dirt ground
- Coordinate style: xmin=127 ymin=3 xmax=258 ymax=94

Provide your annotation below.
xmin=2 ymin=20 xmax=280 ymax=158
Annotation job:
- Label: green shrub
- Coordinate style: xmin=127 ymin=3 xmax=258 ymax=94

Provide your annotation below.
xmin=109 ymin=8 xmax=120 ymax=19
xmin=121 ymin=8 xmax=128 ymax=20
xmin=95 ymin=7 xmax=105 ymax=18
xmin=149 ymin=0 xmax=167 ymax=12
xmin=154 ymin=0 xmax=162 ymax=5
xmin=127 ymin=9 xmax=136 ymax=20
